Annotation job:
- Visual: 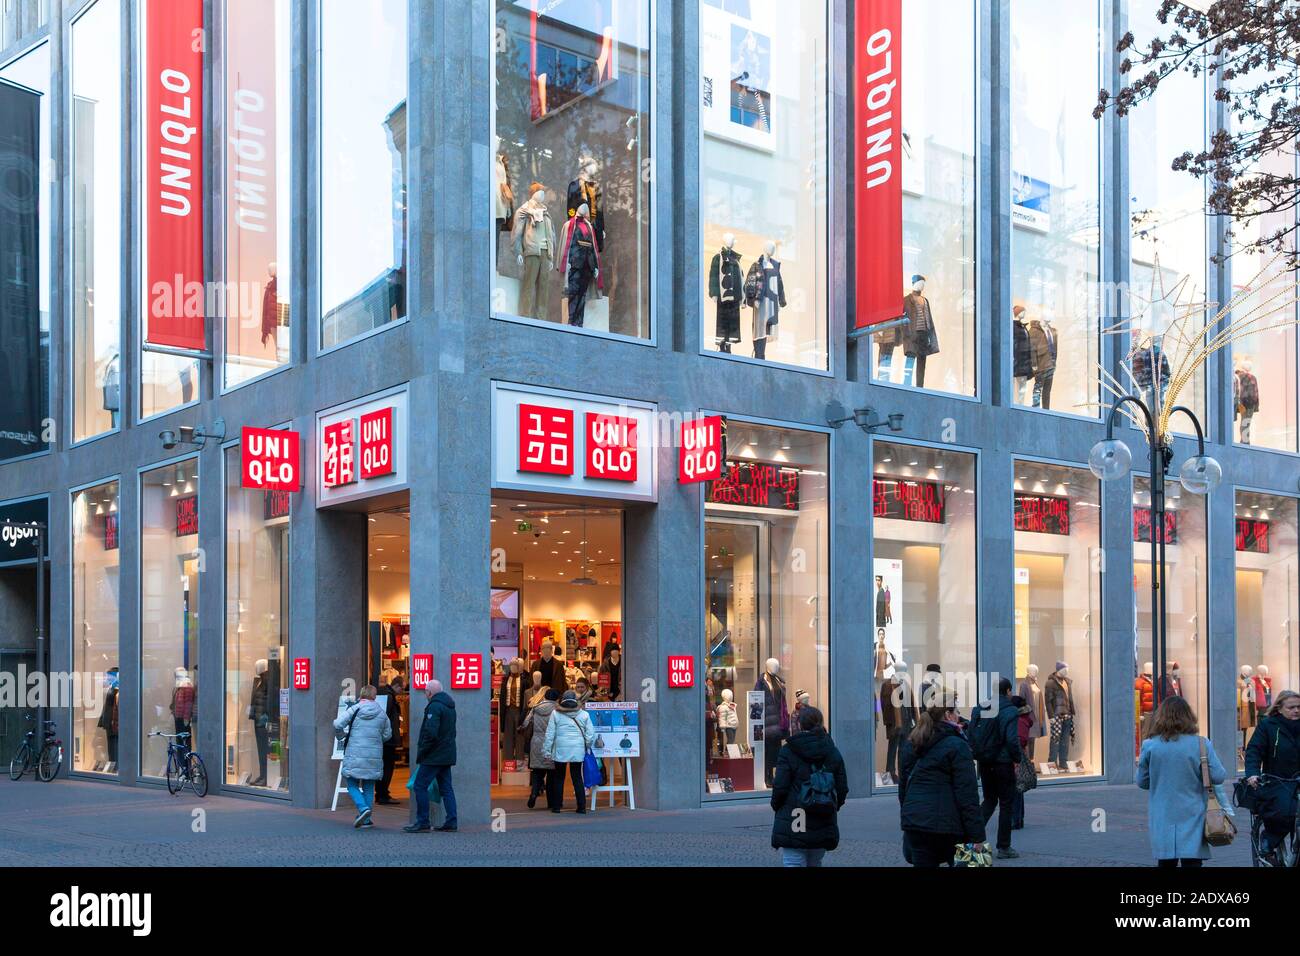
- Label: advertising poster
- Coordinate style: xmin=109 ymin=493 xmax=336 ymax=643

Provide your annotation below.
xmin=587 ymin=701 xmax=640 ymax=758
xmin=1014 ymin=566 xmax=1030 ymax=677
xmin=699 ymin=0 xmax=779 ymax=150
xmin=872 ymin=557 xmax=903 ymax=665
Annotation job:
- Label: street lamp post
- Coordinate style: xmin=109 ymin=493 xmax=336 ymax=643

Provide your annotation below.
xmin=1089 ymin=396 xmax=1220 ymax=710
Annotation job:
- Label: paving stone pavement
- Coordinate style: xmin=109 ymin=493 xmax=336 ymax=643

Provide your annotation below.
xmin=0 ymin=776 xmax=1254 ymax=867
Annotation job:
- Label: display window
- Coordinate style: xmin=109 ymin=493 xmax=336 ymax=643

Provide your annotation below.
xmin=319 ymin=0 xmax=407 ymax=350
xmin=1234 ymin=491 xmax=1298 ymax=769
xmin=223 ymin=443 xmax=290 ymax=791
xmin=1132 ymin=475 xmax=1207 ymax=759
xmin=140 ymin=459 xmax=201 ymax=778
xmin=70 ymin=0 xmax=123 ymax=443
xmin=704 ymin=422 xmax=828 ymax=796
xmin=871 ymin=441 xmax=977 ymax=787
xmin=491 ymin=0 xmax=651 ymax=340
xmin=700 ymin=0 xmax=827 ymax=369
xmin=1125 ymin=0 xmax=1209 ymax=434
xmin=71 ymin=479 xmax=121 ymax=775
xmin=0 ymin=41 xmax=52 ymax=461
xmin=223 ymin=0 xmax=292 ymax=388
xmin=1009 ymin=0 xmax=1101 ymax=416
xmin=1012 ymin=461 xmax=1101 ymax=778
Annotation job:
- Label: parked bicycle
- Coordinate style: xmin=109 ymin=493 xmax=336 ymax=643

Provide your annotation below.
xmin=8 ymin=712 xmax=63 ymax=782
xmin=149 ymin=730 xmax=208 ymax=798
xmin=1235 ymin=773 xmax=1300 ymax=868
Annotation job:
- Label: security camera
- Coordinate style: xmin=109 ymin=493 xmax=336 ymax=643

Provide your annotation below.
xmin=159 ymin=429 xmax=178 ymax=450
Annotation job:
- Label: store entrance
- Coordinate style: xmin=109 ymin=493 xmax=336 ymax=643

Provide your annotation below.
xmin=489 ymin=495 xmax=625 ymax=810
xmin=0 ymin=563 xmax=50 ymax=760
xmin=365 ymin=505 xmax=412 ymax=802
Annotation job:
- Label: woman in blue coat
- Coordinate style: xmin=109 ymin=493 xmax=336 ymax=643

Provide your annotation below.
xmin=1136 ymin=696 xmax=1227 ymax=867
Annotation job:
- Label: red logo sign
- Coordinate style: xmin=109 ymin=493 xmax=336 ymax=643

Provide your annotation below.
xmin=241 ymin=427 xmax=301 ymax=491
xmin=292 ymin=658 xmax=310 ymax=690
xmin=679 ymin=416 xmax=723 ymax=483
xmin=411 ymin=653 xmax=433 ymax=691
xmin=854 ymin=0 xmax=903 ymax=331
xmin=450 ymin=653 xmax=483 ymax=690
xmin=144 ymin=0 xmax=206 ymax=351
xmin=322 ymin=419 xmax=356 ymax=487
xmin=519 ymin=404 xmax=574 ymax=475
xmin=175 ymin=495 xmax=198 ymax=536
xmin=585 ymin=413 xmax=638 ymax=482
xmin=1236 ymin=517 xmax=1270 ymax=554
xmin=359 ymin=407 xmax=395 ymax=479
xmin=668 ymin=655 xmax=695 ymax=688
xmin=104 ymin=514 xmax=119 ymax=551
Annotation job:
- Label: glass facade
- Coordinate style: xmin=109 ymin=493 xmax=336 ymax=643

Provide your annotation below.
xmin=1012 ymin=461 xmax=1101 ymax=777
xmin=140 ymin=460 xmax=201 ymax=778
xmin=704 ymin=421 xmax=828 ymax=796
xmin=224 ymin=443 xmax=290 ymax=790
xmin=0 ymin=41 xmax=52 ymax=460
xmin=70 ymin=0 xmax=122 ymax=443
xmin=71 ymin=479 xmax=121 ymax=775
xmin=223 ymin=0 xmax=292 ymax=387
xmin=871 ymin=441 xmax=977 ymax=787
xmin=1009 ymin=0 xmax=1101 ymax=416
xmin=1234 ymin=491 xmax=1298 ymax=768
xmin=319 ymin=0 xmax=407 ymax=350
xmin=492 ymin=0 xmax=651 ymax=339
xmin=700 ymin=0 xmax=826 ymax=367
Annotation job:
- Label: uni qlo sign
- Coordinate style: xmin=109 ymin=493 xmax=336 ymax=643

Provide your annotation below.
xmin=322 ymin=419 xmax=356 ymax=488
xmin=519 ymin=404 xmax=574 ymax=476
xmin=292 ymin=657 xmax=310 ymax=690
xmin=411 ymin=653 xmax=433 ymax=691
xmin=241 ymin=427 xmax=301 ymax=491
xmin=679 ymin=416 xmax=723 ymax=484
xmin=1236 ymin=517 xmax=1270 ymax=554
xmin=450 ymin=653 xmax=483 ymax=691
xmin=359 ymin=407 xmax=396 ymax=479
xmin=585 ymin=413 xmax=637 ymax=482
xmin=667 ymin=655 xmax=695 ymax=688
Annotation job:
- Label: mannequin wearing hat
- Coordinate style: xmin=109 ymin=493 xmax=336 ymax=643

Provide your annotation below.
xmin=901 ymin=274 xmax=939 ymax=388
xmin=1045 ymin=661 xmax=1075 ymax=770
xmin=1159 ymin=661 xmax=1183 ymax=701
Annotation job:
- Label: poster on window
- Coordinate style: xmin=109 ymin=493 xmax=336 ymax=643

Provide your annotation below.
xmin=872 ymin=558 xmax=903 ymax=668
xmin=587 ymin=701 xmax=640 ymax=758
xmin=699 ymin=0 xmax=779 ymax=150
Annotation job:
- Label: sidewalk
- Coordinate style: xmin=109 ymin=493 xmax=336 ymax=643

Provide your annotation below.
xmin=0 ymin=776 xmax=1252 ymax=867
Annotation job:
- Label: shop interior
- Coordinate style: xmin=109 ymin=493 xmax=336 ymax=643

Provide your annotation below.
xmin=0 ymin=563 xmax=50 ymax=765
xmin=366 ymin=507 xmax=413 ymax=796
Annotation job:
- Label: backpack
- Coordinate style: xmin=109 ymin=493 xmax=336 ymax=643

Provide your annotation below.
xmin=967 ymin=707 xmax=1003 ymax=762
xmin=796 ymin=760 xmax=838 ymax=816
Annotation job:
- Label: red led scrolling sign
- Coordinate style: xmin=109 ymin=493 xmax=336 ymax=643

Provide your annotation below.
xmin=873 ymin=476 xmax=945 ymax=523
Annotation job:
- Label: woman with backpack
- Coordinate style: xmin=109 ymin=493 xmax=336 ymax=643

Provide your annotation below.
xmin=898 ymin=689 xmax=986 ymax=867
xmin=770 ymin=706 xmax=849 ymax=867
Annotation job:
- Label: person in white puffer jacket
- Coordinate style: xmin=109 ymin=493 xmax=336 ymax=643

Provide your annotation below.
xmin=544 ymin=691 xmax=596 ymax=813
xmin=716 ymin=689 xmax=739 ymax=746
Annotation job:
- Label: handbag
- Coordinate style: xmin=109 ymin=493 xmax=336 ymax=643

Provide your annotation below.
xmin=952 ymin=842 xmax=992 ymax=867
xmin=1015 ymin=759 xmax=1038 ymax=794
xmin=1200 ymin=737 xmax=1237 ymax=847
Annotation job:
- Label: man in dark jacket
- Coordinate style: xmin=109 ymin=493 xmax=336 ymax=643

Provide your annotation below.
xmin=405 ymin=680 xmax=458 ymax=833
xmin=898 ymin=709 xmax=986 ymax=867
xmin=770 ymin=706 xmax=848 ymax=866
xmin=971 ymin=677 xmax=1025 ymax=859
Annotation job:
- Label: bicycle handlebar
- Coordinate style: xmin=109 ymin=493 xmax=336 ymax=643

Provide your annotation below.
xmin=148 ymin=731 xmax=191 ymax=740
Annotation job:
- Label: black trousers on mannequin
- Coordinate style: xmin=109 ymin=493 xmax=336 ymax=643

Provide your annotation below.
xmin=565 ymin=247 xmax=597 ymax=327
xmin=253 ymin=723 xmax=269 ymax=781
xmin=107 ymin=733 xmax=118 ymax=763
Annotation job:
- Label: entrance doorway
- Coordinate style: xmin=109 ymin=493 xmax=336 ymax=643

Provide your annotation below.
xmin=489 ymin=495 xmax=625 ymax=810
xmin=366 ymin=505 xmax=411 ymax=801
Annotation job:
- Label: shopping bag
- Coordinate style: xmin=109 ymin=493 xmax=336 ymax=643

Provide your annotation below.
xmin=582 ymin=750 xmax=602 ymax=789
xmin=405 ymin=770 xmax=441 ymax=804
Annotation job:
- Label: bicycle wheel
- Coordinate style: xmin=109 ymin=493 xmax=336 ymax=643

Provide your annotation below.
xmin=187 ymin=753 xmax=208 ymax=798
xmin=36 ymin=744 xmax=60 ymax=782
xmin=166 ymin=754 xmax=183 ymax=794
xmin=8 ymin=743 xmax=30 ymax=781
xmin=1250 ymin=817 xmax=1264 ymax=867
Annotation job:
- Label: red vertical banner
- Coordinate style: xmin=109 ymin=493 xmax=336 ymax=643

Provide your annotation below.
xmin=145 ymin=0 xmax=206 ymax=351
xmin=853 ymin=0 xmax=903 ymax=332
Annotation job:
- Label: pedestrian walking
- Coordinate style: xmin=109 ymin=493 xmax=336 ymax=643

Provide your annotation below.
xmin=770 ymin=706 xmax=848 ymax=867
xmin=1242 ymin=690 xmax=1300 ymax=858
xmin=543 ymin=690 xmax=596 ymax=813
xmin=404 ymin=679 xmax=458 ymax=833
xmin=524 ymin=688 xmax=560 ymax=809
xmin=1010 ymin=693 xmax=1033 ymax=830
xmin=332 ymin=685 xmax=392 ymax=829
xmin=968 ymin=676 xmax=1025 ymax=859
xmin=898 ymin=687 xmax=986 ymax=867
xmin=1136 ymin=696 xmax=1227 ymax=867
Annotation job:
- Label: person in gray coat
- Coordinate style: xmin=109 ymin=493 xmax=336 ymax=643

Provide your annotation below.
xmin=526 ymin=689 xmax=560 ymax=810
xmin=333 ymin=685 xmax=392 ymax=829
xmin=1137 ymin=696 xmax=1227 ymax=867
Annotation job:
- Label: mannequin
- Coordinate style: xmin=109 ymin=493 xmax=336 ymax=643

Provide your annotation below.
xmin=526 ymin=670 xmax=547 ymax=708
xmin=1135 ymin=661 xmax=1154 ymax=756
xmin=708 ymin=233 xmax=743 ymax=352
xmin=97 ymin=667 xmax=120 ymax=771
xmin=1017 ymin=664 xmax=1046 ymax=759
xmin=874 ymin=574 xmax=892 ymax=628
xmin=1234 ymin=357 xmax=1259 ymax=445
xmin=743 ymin=241 xmax=786 ymax=360
xmin=566 ymin=156 xmax=605 ymax=251
xmin=498 ymin=658 xmax=529 ymax=762
xmin=531 ymin=642 xmax=567 ymax=693
xmin=494 ymin=152 xmax=515 ymax=231
xmin=558 ymin=202 xmax=603 ymax=328
xmin=171 ymin=666 xmax=196 ymax=738
xmin=1012 ymin=305 xmax=1034 ymax=404
xmin=874 ymin=313 xmax=901 ymax=380
xmin=756 ymin=658 xmax=789 ymax=785
xmin=261 ymin=262 xmax=280 ymax=346
xmin=597 ymin=646 xmax=622 ymax=701
xmin=901 ymin=274 xmax=939 ymax=387
xmin=879 ymin=668 xmax=915 ymax=783
xmin=511 ymin=183 xmax=555 ymax=320
xmin=1045 ymin=661 xmax=1075 ymax=770
xmin=1028 ymin=316 xmax=1058 ymax=409
xmin=716 ymin=688 xmax=739 ymax=745
xmin=1253 ymin=664 xmax=1273 ymax=711
xmin=1238 ymin=664 xmax=1257 ymax=746
xmin=248 ymin=659 xmax=270 ymax=785
xmin=1159 ymin=660 xmax=1183 ymax=700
